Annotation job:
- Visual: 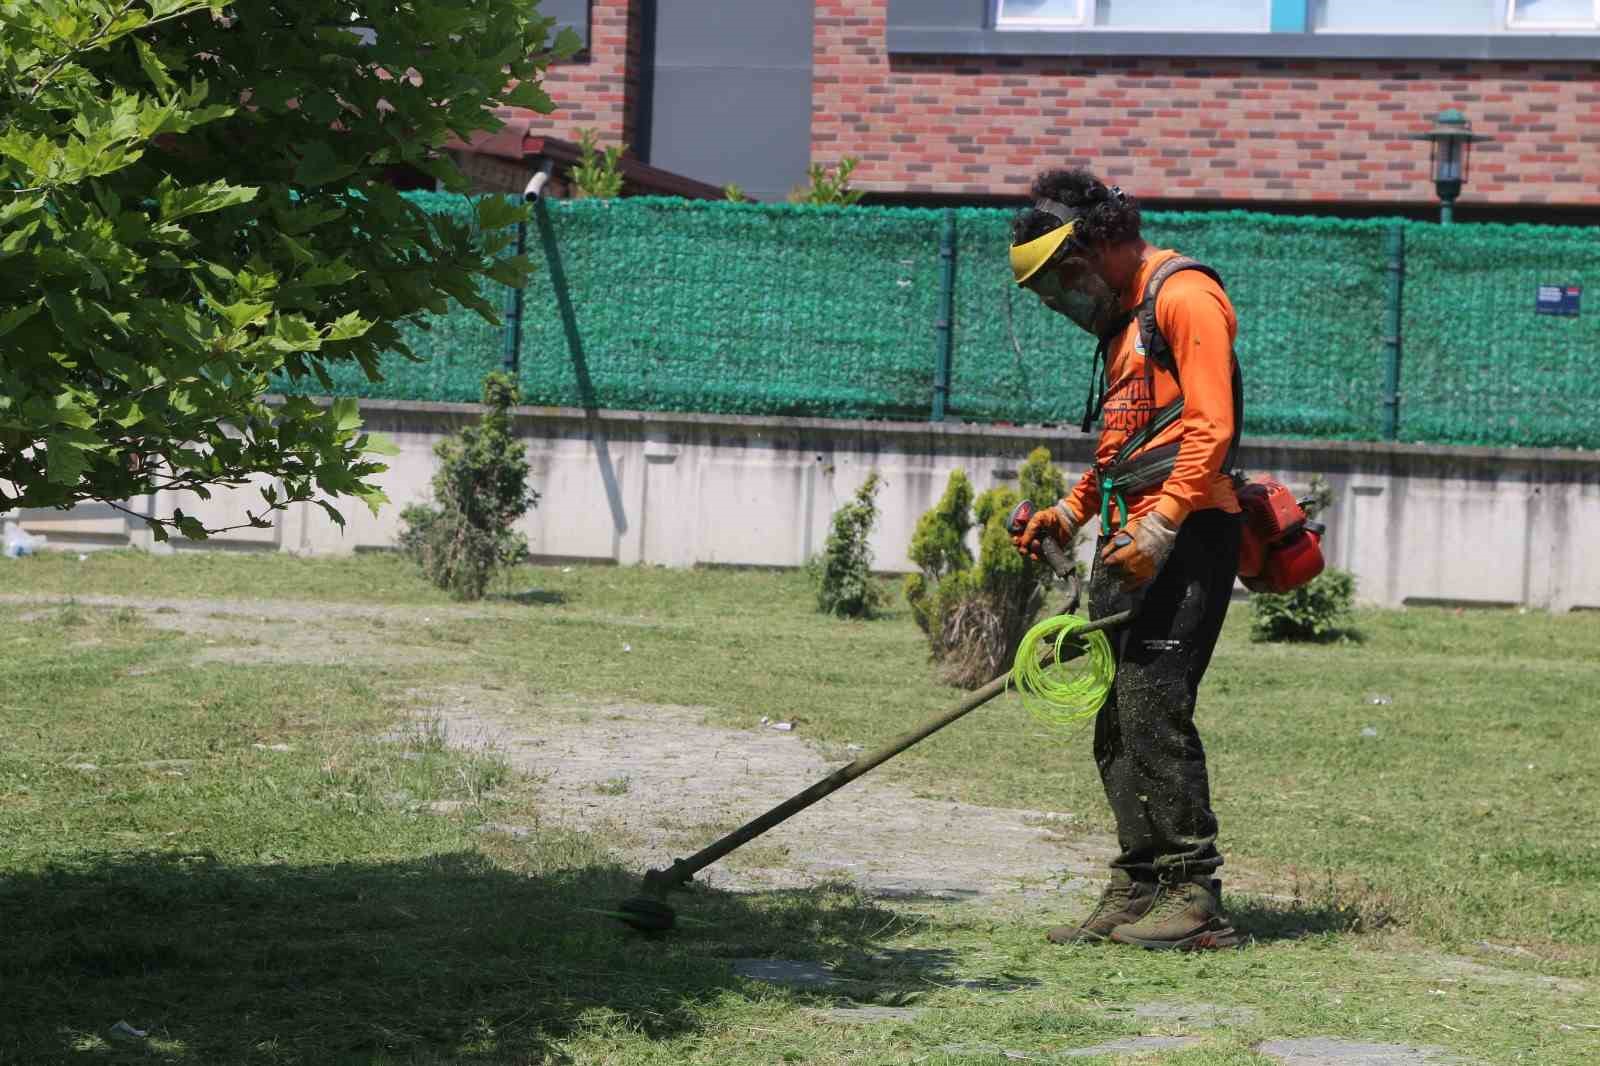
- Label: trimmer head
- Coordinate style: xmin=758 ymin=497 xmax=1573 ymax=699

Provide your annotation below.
xmin=616 ymin=895 xmax=676 ymax=933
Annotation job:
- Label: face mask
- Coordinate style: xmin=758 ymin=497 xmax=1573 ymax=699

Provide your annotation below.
xmin=1027 ymin=262 xmax=1121 ymax=338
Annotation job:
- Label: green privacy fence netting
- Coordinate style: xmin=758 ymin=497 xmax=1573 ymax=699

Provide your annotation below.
xmin=280 ymin=194 xmax=1600 ymax=449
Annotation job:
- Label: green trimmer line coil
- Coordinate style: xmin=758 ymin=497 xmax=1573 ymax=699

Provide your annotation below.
xmin=1011 ymin=613 xmax=1116 ymax=727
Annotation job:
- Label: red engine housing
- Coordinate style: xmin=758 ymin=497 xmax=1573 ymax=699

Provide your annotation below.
xmin=1243 ymin=528 xmax=1326 ymax=593
xmin=1236 ymin=477 xmax=1326 ymax=593
xmin=1238 ymin=478 xmax=1305 ymax=541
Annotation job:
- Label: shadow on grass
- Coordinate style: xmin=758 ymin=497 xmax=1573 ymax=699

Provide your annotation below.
xmin=1248 ymin=627 xmax=1367 ymax=646
xmin=1231 ymin=894 xmax=1385 ymax=944
xmin=0 ymin=853 xmax=912 ymax=1064
xmin=493 ymin=589 xmax=569 ymax=606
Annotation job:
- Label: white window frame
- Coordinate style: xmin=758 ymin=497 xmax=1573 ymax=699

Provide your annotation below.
xmin=1505 ymin=0 xmax=1600 ymax=30
xmin=995 ymin=0 xmax=1090 ymax=30
xmin=994 ymin=0 xmax=1271 ymax=31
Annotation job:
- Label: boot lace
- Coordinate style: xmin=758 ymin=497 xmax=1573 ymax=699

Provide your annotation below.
xmin=1083 ymin=879 xmax=1136 ymax=925
xmin=1140 ymin=883 xmax=1194 ymax=923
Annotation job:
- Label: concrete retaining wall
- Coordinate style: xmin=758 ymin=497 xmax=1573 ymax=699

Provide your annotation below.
xmin=9 ymin=400 xmax=1600 ymax=610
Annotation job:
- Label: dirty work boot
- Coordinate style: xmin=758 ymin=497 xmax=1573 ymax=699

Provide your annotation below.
xmin=1046 ymin=869 xmax=1156 ymax=945
xmin=1109 ymin=875 xmax=1240 ymax=951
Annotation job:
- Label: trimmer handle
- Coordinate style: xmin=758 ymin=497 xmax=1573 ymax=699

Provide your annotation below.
xmin=1007 ymin=499 xmax=1074 ymax=582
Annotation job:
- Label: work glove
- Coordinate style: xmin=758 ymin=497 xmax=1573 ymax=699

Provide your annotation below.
xmin=1100 ymin=511 xmax=1179 ymax=592
xmin=1013 ymin=501 xmax=1078 ymax=563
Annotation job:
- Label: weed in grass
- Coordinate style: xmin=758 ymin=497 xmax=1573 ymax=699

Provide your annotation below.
xmin=597 ymin=775 xmax=632 ymax=796
xmin=400 ymin=715 xmax=451 ymax=753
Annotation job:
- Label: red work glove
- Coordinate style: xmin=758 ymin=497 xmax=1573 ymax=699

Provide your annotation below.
xmin=1012 ymin=501 xmax=1079 ymax=563
xmin=1100 ymin=511 xmax=1179 ymax=592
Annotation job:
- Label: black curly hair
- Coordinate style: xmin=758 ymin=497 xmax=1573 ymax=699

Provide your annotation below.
xmin=1010 ymin=168 xmax=1143 ymax=252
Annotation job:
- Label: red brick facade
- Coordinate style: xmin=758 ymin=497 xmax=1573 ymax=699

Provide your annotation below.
xmin=496 ymin=0 xmax=1600 ymax=208
xmin=525 ymin=0 xmax=641 ymax=151
xmin=813 ymin=0 xmax=1600 ymax=207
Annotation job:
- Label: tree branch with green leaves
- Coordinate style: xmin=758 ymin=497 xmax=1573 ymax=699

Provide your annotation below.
xmin=0 ymin=0 xmax=578 ymax=540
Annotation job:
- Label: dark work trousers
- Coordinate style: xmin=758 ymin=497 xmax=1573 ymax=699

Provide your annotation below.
xmin=1088 ymin=507 xmax=1241 ymax=883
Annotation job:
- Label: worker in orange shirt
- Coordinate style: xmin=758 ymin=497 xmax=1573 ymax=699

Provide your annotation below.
xmin=1010 ymin=169 xmax=1243 ymax=951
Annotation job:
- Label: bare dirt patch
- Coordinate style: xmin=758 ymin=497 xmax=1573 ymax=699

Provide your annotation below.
xmin=4 ymin=593 xmax=483 ymax=668
xmin=427 ymin=698 xmax=1117 ymax=905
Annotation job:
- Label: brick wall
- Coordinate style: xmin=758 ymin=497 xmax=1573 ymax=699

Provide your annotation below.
xmin=516 ymin=0 xmax=640 ymax=151
xmin=813 ymin=0 xmax=1600 ymax=207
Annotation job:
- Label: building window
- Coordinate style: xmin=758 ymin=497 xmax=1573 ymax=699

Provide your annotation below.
xmin=1314 ymin=0 xmax=1475 ymax=32
xmin=1315 ymin=0 xmax=1600 ymax=31
xmin=1507 ymin=0 xmax=1600 ymax=28
xmin=995 ymin=0 xmax=1089 ymax=29
xmin=996 ymin=0 xmax=1270 ymax=30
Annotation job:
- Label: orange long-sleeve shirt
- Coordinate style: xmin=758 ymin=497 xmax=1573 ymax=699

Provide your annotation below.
xmin=1061 ymin=250 xmax=1240 ymax=532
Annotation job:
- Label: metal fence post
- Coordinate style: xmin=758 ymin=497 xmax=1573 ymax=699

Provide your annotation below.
xmin=1382 ymin=223 xmax=1405 ymax=441
xmin=502 ymin=195 xmax=527 ymax=377
xmin=932 ymin=209 xmax=956 ymax=421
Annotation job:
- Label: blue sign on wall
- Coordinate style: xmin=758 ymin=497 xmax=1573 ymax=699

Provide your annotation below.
xmin=1536 ymin=284 xmax=1581 ymax=317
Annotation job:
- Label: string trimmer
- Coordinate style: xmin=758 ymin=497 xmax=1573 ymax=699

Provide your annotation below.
xmin=613 ymin=501 xmax=1133 ymax=933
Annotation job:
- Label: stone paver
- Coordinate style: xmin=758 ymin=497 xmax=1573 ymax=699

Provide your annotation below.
xmin=938 ymin=1037 xmax=1201 ymax=1060
xmin=806 ymin=1006 xmax=924 ymax=1025
xmin=1058 ymin=1036 xmax=1202 ymax=1058
xmin=732 ymin=959 xmax=837 ymax=987
xmin=1122 ymin=1001 xmax=1259 ymax=1029
xmin=1258 ymin=1037 xmax=1468 ymax=1065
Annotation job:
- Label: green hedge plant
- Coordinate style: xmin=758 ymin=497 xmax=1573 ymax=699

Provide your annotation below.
xmin=398 ymin=373 xmax=538 ymax=600
xmin=904 ymin=448 xmax=1073 ymax=688
xmin=813 ymin=471 xmax=885 ymax=619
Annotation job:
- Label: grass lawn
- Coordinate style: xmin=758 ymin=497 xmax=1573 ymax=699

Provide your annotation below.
xmin=2 ymin=550 xmax=1597 ymax=1065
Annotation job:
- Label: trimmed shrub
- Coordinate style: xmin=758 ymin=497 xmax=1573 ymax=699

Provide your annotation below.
xmin=814 ymin=471 xmax=885 ymax=619
xmin=1250 ymin=569 xmax=1357 ymax=642
xmin=398 ymin=372 xmax=538 ymax=600
xmin=904 ymin=448 xmax=1074 ymax=687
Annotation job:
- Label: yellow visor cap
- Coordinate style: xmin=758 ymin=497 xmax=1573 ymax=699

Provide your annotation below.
xmin=1009 ymin=220 xmax=1077 ymax=286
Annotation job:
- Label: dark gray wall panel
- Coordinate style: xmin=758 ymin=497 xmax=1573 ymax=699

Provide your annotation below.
xmin=646 ymin=0 xmax=814 ymax=202
xmin=654 ymin=0 xmax=815 ymax=66
xmin=887 ymin=0 xmax=991 ymax=32
xmin=648 ymin=68 xmax=814 ymax=201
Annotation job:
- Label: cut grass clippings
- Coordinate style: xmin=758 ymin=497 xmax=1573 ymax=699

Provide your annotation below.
xmin=0 ymin=551 xmax=1596 ymax=1065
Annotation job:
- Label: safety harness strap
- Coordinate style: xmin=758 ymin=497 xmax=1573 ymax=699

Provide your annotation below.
xmin=1091 ymin=257 xmax=1246 ymax=532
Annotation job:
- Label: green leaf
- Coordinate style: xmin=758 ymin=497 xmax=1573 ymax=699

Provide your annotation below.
xmin=316 ymin=499 xmax=346 ymax=530
xmin=363 ymin=433 xmax=401 ymax=457
xmin=52 ymin=392 xmax=98 ymax=430
xmin=45 ymin=427 xmax=104 ymax=485
xmin=157 ymin=178 xmax=258 ymax=222
xmin=298 ymin=258 xmax=360 ymax=288
xmin=331 ymin=397 xmax=361 ymax=433
xmin=357 ymin=486 xmax=389 ymax=517
xmin=0 ymin=217 xmax=41 ymax=255
xmin=134 ymin=38 xmax=176 ymax=97
xmin=277 ymin=231 xmax=316 ymax=264
xmin=0 ymin=192 xmax=47 ymax=226
xmin=266 ymin=314 xmax=320 ymax=352
xmin=217 ymin=300 xmax=272 ymax=331
xmin=292 ymin=141 xmax=357 ymax=188
xmin=474 ymin=195 xmax=526 ymax=231
xmin=174 ymin=511 xmax=209 ymax=541
xmin=112 ymin=401 xmax=144 ymax=428
xmin=0 ymin=300 xmax=44 ymax=339
xmin=324 ymin=311 xmax=371 ymax=342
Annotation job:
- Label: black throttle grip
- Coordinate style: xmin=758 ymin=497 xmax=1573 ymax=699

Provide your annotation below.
xmin=1006 ymin=500 xmax=1074 ymax=582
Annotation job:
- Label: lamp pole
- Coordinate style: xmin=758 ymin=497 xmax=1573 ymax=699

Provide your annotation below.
xmin=1409 ymin=109 xmax=1491 ymax=225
